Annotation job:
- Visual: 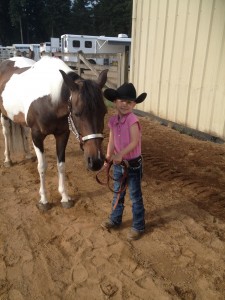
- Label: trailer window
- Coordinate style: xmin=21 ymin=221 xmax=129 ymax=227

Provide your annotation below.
xmin=73 ymin=40 xmax=80 ymax=48
xmin=85 ymin=41 xmax=92 ymax=48
xmin=103 ymin=59 xmax=109 ymax=65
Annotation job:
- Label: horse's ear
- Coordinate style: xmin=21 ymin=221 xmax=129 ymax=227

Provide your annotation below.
xmin=59 ymin=70 xmax=79 ymax=91
xmin=96 ymin=69 xmax=108 ymax=89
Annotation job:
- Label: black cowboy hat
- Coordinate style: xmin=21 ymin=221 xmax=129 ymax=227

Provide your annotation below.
xmin=104 ymin=83 xmax=147 ymax=104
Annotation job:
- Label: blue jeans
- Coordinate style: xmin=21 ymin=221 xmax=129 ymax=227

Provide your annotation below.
xmin=109 ymin=161 xmax=145 ymax=232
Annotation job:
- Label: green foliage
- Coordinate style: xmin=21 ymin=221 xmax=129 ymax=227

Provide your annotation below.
xmin=0 ymin=0 xmax=13 ymax=45
xmin=93 ymin=0 xmax=132 ymax=36
xmin=0 ymin=0 xmax=132 ymax=45
xmin=9 ymin=0 xmax=26 ymax=26
xmin=42 ymin=0 xmax=71 ymax=38
xmin=70 ymin=0 xmax=94 ymax=35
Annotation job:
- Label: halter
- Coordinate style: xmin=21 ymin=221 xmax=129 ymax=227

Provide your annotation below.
xmin=68 ymin=95 xmax=104 ymax=146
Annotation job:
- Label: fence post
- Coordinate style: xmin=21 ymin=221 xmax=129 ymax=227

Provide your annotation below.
xmin=77 ymin=53 xmax=82 ymax=76
xmin=117 ymin=53 xmax=122 ymax=87
xmin=124 ymin=51 xmax=129 ymax=83
xmin=77 ymin=50 xmax=115 ymax=89
xmin=117 ymin=52 xmax=129 ymax=87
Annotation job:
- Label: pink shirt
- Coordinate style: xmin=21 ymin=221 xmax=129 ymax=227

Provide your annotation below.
xmin=108 ymin=112 xmax=141 ymax=160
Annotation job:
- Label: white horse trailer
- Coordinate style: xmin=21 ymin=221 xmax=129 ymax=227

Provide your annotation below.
xmin=0 ymin=46 xmax=14 ymax=62
xmin=40 ymin=38 xmax=61 ymax=54
xmin=61 ymin=34 xmax=131 ymax=65
xmin=0 ymin=44 xmax=40 ymax=61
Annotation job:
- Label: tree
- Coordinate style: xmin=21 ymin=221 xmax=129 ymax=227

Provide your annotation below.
xmin=22 ymin=0 xmax=46 ymax=43
xmin=9 ymin=0 xmax=47 ymax=44
xmin=9 ymin=0 xmax=26 ymax=43
xmin=42 ymin=0 xmax=71 ymax=39
xmin=70 ymin=0 xmax=94 ymax=35
xmin=0 ymin=0 xmax=133 ymax=45
xmin=93 ymin=0 xmax=132 ymax=36
xmin=0 ymin=0 xmax=14 ymax=45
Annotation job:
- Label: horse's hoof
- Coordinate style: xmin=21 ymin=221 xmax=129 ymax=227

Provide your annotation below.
xmin=61 ymin=200 xmax=75 ymax=209
xmin=4 ymin=161 xmax=12 ymax=168
xmin=36 ymin=202 xmax=52 ymax=211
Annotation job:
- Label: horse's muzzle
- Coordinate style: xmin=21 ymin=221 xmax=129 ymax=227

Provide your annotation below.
xmin=87 ymin=157 xmax=104 ymax=171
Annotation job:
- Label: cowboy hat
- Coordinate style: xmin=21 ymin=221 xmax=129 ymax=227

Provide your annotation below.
xmin=104 ymin=83 xmax=147 ymax=104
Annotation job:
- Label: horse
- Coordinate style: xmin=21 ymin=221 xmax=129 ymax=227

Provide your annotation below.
xmin=0 ymin=56 xmax=108 ymax=211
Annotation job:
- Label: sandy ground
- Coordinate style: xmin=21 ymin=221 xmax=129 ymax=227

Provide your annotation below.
xmin=0 ymin=108 xmax=225 ymax=300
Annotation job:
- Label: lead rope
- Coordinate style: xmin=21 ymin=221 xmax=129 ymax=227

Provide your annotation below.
xmin=96 ymin=160 xmax=128 ymax=210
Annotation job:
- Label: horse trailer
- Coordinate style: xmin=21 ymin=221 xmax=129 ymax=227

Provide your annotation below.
xmin=61 ymin=34 xmax=131 ymax=65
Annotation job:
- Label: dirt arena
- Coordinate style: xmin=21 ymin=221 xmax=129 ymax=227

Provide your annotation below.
xmin=0 ymin=108 xmax=225 ymax=300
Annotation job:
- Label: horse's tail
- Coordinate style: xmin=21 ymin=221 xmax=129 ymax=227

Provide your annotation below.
xmin=8 ymin=119 xmax=30 ymax=154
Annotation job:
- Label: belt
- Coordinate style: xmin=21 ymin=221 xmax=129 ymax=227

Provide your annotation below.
xmin=126 ymin=155 xmax=142 ymax=167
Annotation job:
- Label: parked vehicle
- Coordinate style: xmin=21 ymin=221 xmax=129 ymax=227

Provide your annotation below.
xmin=0 ymin=46 xmax=14 ymax=62
xmin=40 ymin=38 xmax=61 ymax=55
xmin=61 ymin=33 xmax=131 ymax=65
xmin=1 ymin=34 xmax=131 ymax=65
xmin=0 ymin=44 xmax=40 ymax=62
xmin=12 ymin=44 xmax=40 ymax=61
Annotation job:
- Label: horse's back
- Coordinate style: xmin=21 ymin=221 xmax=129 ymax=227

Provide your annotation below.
xmin=0 ymin=57 xmax=73 ymax=124
xmin=32 ymin=56 xmax=72 ymax=74
xmin=0 ymin=58 xmax=35 ymax=120
xmin=0 ymin=57 xmax=35 ymax=76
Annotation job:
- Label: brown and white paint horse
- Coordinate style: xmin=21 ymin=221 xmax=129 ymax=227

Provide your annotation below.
xmin=0 ymin=56 xmax=108 ymax=210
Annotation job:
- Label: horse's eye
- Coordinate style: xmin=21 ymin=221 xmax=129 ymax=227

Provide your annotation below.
xmin=74 ymin=112 xmax=81 ymax=117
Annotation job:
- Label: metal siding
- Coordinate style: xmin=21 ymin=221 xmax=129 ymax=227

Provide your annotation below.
xmin=160 ymin=0 xmax=179 ymax=120
xmin=212 ymin=23 xmax=225 ymax=137
xmin=201 ymin=0 xmax=225 ymax=136
xmin=186 ymin=0 xmax=213 ymax=129
xmin=174 ymin=0 xmax=199 ymax=125
xmin=143 ymin=0 xmax=160 ymax=114
xmin=151 ymin=0 xmax=167 ymax=116
xmin=131 ymin=0 xmax=225 ymax=140
xmin=137 ymin=0 xmax=151 ymax=94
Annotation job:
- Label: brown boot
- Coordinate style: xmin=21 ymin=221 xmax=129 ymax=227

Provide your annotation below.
xmin=101 ymin=219 xmax=118 ymax=230
xmin=127 ymin=229 xmax=144 ymax=241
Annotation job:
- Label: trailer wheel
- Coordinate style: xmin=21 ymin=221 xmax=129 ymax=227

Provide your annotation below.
xmin=88 ymin=59 xmax=96 ymax=64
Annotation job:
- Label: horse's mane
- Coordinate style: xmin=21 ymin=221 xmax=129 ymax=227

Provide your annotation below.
xmin=80 ymin=80 xmax=107 ymax=114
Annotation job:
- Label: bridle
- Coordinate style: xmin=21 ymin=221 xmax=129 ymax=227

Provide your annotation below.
xmin=68 ymin=95 xmax=104 ymax=148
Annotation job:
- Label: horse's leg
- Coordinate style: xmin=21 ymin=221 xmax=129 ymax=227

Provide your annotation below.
xmin=31 ymin=131 xmax=51 ymax=211
xmin=0 ymin=114 xmax=12 ymax=167
xmin=55 ymin=132 xmax=74 ymax=208
xmin=23 ymin=127 xmax=34 ymax=160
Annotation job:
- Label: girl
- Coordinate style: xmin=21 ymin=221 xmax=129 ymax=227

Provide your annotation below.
xmin=102 ymin=83 xmax=147 ymax=240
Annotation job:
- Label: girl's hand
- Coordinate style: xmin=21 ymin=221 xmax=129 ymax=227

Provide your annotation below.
xmin=112 ymin=153 xmax=123 ymax=164
xmin=104 ymin=157 xmax=111 ymax=167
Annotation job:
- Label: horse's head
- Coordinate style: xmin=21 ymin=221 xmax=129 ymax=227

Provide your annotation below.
xmin=60 ymin=69 xmax=108 ymax=171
